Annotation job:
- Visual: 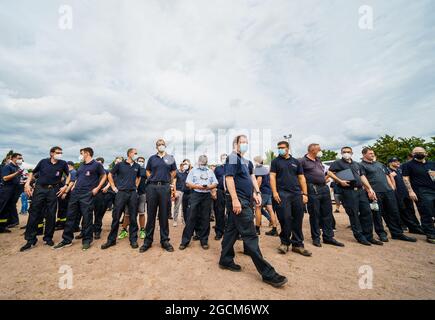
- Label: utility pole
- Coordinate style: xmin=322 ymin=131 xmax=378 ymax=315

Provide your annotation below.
xmin=283 ymin=133 xmax=292 ymax=154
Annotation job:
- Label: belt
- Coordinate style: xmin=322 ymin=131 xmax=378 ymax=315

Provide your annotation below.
xmin=345 ymin=187 xmax=362 ymax=191
xmin=38 ymin=184 xmax=61 ymax=189
xmin=308 ymin=183 xmax=327 ymax=187
xmin=149 ymin=181 xmax=169 ymax=185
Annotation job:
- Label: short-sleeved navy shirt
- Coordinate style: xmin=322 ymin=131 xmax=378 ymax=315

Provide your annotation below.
xmin=254 ymin=165 xmax=272 ymax=195
xmin=328 ymin=159 xmax=363 ymax=189
xmin=74 ymin=160 xmax=106 ymax=193
xmin=224 ymin=152 xmax=253 ymax=200
xmin=111 ymin=160 xmax=141 ymax=191
xmin=175 ymin=170 xmax=189 ymax=191
xmin=69 ymin=169 xmax=77 ymax=182
xmin=402 ymin=160 xmax=435 ymax=191
xmin=270 ymin=155 xmax=303 ymax=194
xmin=299 ymin=155 xmax=327 ymax=185
xmin=33 ymin=158 xmax=69 ymax=186
xmin=146 ymin=154 xmax=177 ymax=183
xmin=214 ymin=165 xmax=226 ymax=190
xmin=389 ymin=167 xmax=409 ymax=199
xmin=0 ymin=164 xmax=4 ymax=182
xmin=137 ymin=167 xmax=147 ymax=195
xmin=1 ymin=163 xmax=21 ymax=186
xmin=359 ymin=161 xmax=392 ymax=193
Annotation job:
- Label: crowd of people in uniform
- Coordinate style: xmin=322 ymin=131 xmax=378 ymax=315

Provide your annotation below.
xmin=0 ymin=135 xmax=434 ymax=288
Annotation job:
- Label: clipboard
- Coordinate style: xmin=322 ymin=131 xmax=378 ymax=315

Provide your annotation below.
xmin=336 ymin=168 xmax=355 ymax=181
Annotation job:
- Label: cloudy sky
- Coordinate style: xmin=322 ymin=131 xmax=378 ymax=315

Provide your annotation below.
xmin=1 ymin=0 xmax=434 ymax=167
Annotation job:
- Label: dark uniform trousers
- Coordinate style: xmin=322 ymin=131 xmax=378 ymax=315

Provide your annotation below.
xmin=0 ymin=185 xmax=16 ymax=231
xmin=182 ymin=190 xmax=191 ymax=222
xmin=24 ymin=185 xmax=59 ymax=242
xmin=371 ymin=206 xmax=387 ymax=238
xmin=144 ymin=183 xmax=170 ymax=244
xmin=104 ymin=191 xmax=115 ymax=210
xmin=213 ymin=188 xmax=226 ymax=237
xmin=272 ymin=190 xmax=305 ymax=247
xmin=341 ymin=188 xmax=374 ymax=242
xmin=415 ymin=187 xmax=435 ymax=238
xmin=219 ymin=196 xmax=277 ymax=279
xmin=181 ymin=192 xmax=212 ymax=246
xmin=93 ymin=191 xmax=107 ymax=234
xmin=307 ymin=184 xmax=334 ymax=242
xmin=396 ymin=194 xmax=422 ymax=232
xmin=107 ymin=190 xmax=138 ymax=244
xmin=62 ymin=191 xmax=95 ymax=244
xmin=376 ymin=191 xmax=404 ymax=237
xmin=182 ymin=190 xmax=200 ymax=236
xmin=8 ymin=185 xmax=22 ymax=226
xmin=56 ymin=193 xmax=70 ymax=228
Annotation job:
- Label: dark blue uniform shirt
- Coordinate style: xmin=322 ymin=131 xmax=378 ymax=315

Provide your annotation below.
xmin=359 ymin=160 xmax=392 ymax=193
xmin=111 ymin=160 xmax=141 ymax=191
xmin=175 ymin=170 xmax=189 ymax=191
xmin=389 ymin=167 xmax=409 ymax=199
xmin=224 ymin=152 xmax=253 ymax=201
xmin=137 ymin=167 xmax=147 ymax=195
xmin=402 ymin=160 xmax=435 ymax=191
xmin=70 ymin=169 xmax=77 ymax=182
xmin=1 ymin=163 xmax=22 ymax=187
xmin=33 ymin=158 xmax=69 ymax=186
xmin=214 ymin=165 xmax=225 ymax=190
xmin=328 ymin=159 xmax=364 ymax=189
xmin=299 ymin=155 xmax=327 ymax=185
xmin=74 ymin=160 xmax=106 ymax=193
xmin=270 ymin=155 xmax=303 ymax=194
xmin=254 ymin=165 xmax=272 ymax=195
xmin=146 ymin=154 xmax=177 ymax=183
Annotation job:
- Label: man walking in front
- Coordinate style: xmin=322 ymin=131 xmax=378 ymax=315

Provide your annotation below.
xmin=219 ymin=134 xmax=287 ymax=288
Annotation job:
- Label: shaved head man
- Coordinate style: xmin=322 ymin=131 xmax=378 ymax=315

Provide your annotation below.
xmin=401 ymin=147 xmax=435 ymax=244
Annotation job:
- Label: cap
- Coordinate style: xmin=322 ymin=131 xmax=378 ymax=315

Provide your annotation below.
xmin=387 ymin=157 xmax=400 ymax=164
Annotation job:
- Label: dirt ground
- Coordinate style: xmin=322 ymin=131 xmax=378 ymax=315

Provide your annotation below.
xmin=0 ymin=208 xmax=434 ymax=300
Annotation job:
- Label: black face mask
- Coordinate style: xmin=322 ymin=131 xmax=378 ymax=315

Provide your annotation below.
xmin=414 ymin=153 xmax=426 ymax=160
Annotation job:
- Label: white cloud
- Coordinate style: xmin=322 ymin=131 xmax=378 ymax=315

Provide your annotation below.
xmin=0 ymin=0 xmax=434 ymax=165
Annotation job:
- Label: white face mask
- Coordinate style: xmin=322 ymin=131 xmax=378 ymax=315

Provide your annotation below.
xmin=342 ymin=152 xmax=352 ymax=160
xmin=157 ymin=145 xmax=166 ymax=153
xmin=79 ymin=155 xmax=84 ymax=162
xmin=183 ymin=164 xmax=189 ymax=171
xmin=316 ymin=151 xmax=323 ymax=158
xmin=221 ymin=157 xmax=227 ymax=163
xmin=138 ymin=162 xmax=145 ymax=167
xmin=16 ymin=159 xmax=23 ymax=166
xmin=54 ymin=154 xmax=62 ymax=160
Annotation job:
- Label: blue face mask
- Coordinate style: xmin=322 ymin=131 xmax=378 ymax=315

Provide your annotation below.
xmin=240 ymin=143 xmax=248 ymax=153
xmin=278 ymin=148 xmax=286 ymax=156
